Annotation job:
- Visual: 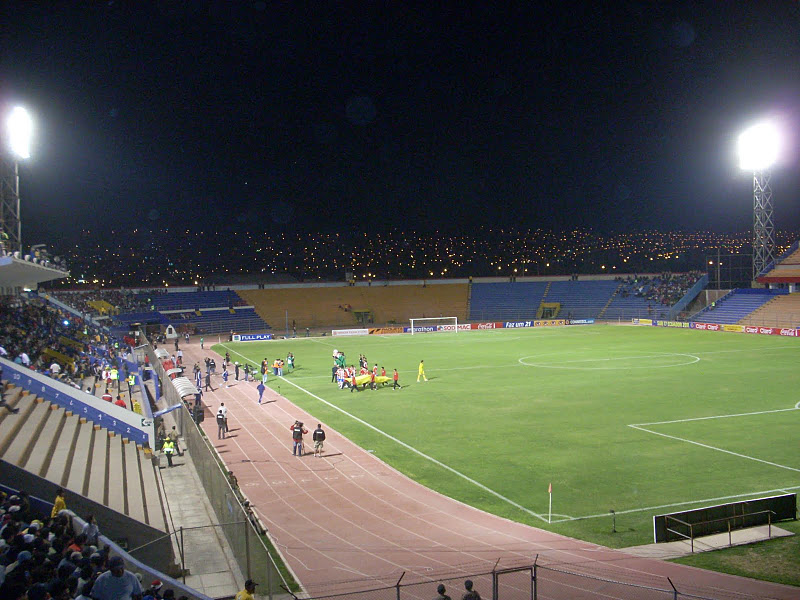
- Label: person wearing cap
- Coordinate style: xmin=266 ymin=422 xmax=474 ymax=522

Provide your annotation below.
xmin=434 ymin=583 xmax=452 ymax=600
xmin=168 ymin=426 xmax=183 ymax=456
xmin=461 ymin=579 xmax=481 ymax=600
xmin=290 ymin=420 xmax=307 ymax=456
xmin=234 ymin=579 xmax=257 ymax=600
xmin=146 ymin=579 xmax=164 ymax=599
xmin=90 ymin=555 xmax=142 ymax=600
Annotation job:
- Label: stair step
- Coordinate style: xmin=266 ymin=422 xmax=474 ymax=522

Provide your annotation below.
xmin=4 ymin=400 xmax=51 ymax=466
xmin=46 ymin=414 xmax=81 ymax=486
xmin=26 ymin=407 xmax=65 ymax=477
xmin=107 ymin=435 xmax=126 ymax=515
xmin=66 ymin=423 xmax=95 ymax=497
xmin=88 ymin=430 xmax=110 ymax=505
xmin=140 ymin=451 xmax=166 ymax=531
xmin=124 ymin=441 xmax=147 ymax=523
xmin=0 ymin=393 xmax=37 ymax=454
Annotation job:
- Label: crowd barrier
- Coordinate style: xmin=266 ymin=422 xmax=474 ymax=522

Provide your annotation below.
xmin=141 ymin=332 xmax=288 ymax=599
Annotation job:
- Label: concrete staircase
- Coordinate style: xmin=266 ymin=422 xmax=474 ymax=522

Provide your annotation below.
xmin=0 ymin=382 xmax=167 ymax=532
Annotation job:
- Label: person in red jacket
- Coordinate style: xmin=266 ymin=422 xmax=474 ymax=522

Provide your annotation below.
xmin=114 ymin=395 xmax=127 ymax=409
xmin=392 ymin=368 xmax=400 ymax=390
xmin=102 ymin=389 xmax=113 ymax=402
xmin=350 ymin=373 xmax=359 ymax=393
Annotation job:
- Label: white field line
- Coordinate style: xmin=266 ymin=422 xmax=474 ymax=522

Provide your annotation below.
xmin=550 ymin=484 xmax=800 ymax=522
xmin=220 ymin=343 xmax=800 ymax=524
xmin=277 ymin=376 xmax=550 ymax=523
xmin=629 ymin=404 xmax=800 ymax=474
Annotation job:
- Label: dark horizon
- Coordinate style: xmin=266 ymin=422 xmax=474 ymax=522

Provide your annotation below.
xmin=3 ymin=1 xmax=800 ymax=249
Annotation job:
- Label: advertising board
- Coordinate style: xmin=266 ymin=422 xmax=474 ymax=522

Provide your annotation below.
xmin=331 ymin=328 xmax=369 ymax=337
xmin=233 ymin=333 xmax=273 ymax=342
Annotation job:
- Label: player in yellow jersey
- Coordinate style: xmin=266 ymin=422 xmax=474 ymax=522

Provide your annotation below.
xmin=417 ymin=360 xmax=428 ymax=382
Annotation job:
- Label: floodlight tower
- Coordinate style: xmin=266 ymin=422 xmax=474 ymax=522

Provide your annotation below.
xmin=1 ymin=106 xmax=33 ymax=255
xmin=738 ymin=120 xmax=780 ymax=281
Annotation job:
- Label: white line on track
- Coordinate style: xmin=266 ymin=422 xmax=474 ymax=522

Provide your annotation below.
xmin=274 ymin=373 xmax=551 ymax=523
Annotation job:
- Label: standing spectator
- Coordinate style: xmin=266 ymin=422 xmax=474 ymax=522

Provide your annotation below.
xmin=257 ymin=381 xmax=266 ymax=404
xmin=82 ymin=515 xmax=100 ymax=547
xmin=312 ymin=424 xmax=326 ymax=457
xmin=176 ymin=348 xmax=183 ymax=366
xmin=234 ymin=362 xmax=240 ymax=380
xmin=205 ymin=372 xmax=214 ymax=392
xmin=290 ymin=420 xmax=307 ymax=456
xmin=114 ymin=395 xmax=127 ymax=409
xmin=219 ymin=402 xmax=228 ymax=432
xmin=200 ymin=336 xmax=204 ymax=349
xmin=287 ymin=352 xmax=294 ymax=371
xmin=222 ymin=369 xmax=229 ymax=388
xmin=216 ymin=408 xmax=226 ymax=440
xmin=235 ymin=579 xmax=258 ymax=600
xmin=331 ymin=364 xmax=338 ymax=383
xmin=51 ymin=487 xmax=66 ymax=518
xmin=91 ymin=555 xmax=142 ymax=600
xmin=169 ymin=426 xmax=183 ymax=456
xmin=434 ymin=584 xmax=452 ymax=600
xmin=462 ymin=580 xmax=481 ymax=600
xmin=162 ymin=438 xmax=176 ymax=467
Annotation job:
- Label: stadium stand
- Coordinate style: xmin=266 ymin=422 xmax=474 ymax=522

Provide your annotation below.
xmin=543 ymin=280 xmax=619 ymax=319
xmin=691 ymin=289 xmax=787 ymax=324
xmin=239 ymin=283 xmax=469 ymax=329
xmin=468 ymin=281 xmax=549 ymax=321
xmin=149 ymin=290 xmax=246 ymax=311
xmin=738 ymin=292 xmax=800 ymax=328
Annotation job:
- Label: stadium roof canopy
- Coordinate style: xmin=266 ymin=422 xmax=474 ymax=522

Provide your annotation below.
xmin=0 ymin=255 xmax=68 ymax=292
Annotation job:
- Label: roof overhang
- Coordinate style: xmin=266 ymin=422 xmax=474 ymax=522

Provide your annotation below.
xmin=0 ymin=255 xmax=69 ymax=290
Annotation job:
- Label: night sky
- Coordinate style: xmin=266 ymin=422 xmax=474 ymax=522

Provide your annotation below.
xmin=3 ymin=1 xmax=800 ymax=248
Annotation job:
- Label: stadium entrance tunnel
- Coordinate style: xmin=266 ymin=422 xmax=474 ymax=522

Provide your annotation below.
xmin=518 ymin=351 xmax=700 ymax=370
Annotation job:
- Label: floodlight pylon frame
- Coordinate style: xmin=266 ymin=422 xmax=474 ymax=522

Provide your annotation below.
xmin=752 ymin=170 xmax=774 ymax=281
xmin=0 ymin=156 xmax=22 ymax=255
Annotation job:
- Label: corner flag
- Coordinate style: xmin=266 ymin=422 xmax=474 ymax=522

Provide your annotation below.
xmin=548 ymin=482 xmax=552 ymax=494
xmin=548 ymin=483 xmax=552 ymax=523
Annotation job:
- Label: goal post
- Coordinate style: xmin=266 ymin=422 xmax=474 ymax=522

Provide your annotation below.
xmin=409 ymin=316 xmax=458 ymax=335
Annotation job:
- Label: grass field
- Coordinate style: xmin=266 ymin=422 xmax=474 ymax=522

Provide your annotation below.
xmin=213 ymin=324 xmax=800 ymax=553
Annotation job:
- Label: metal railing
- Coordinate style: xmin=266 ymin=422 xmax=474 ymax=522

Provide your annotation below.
xmin=296 ymin=556 xmax=767 ymax=600
xmin=665 ymin=510 xmax=776 ymax=553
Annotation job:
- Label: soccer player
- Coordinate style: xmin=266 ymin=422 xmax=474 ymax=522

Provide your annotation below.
xmin=392 ymin=368 xmax=399 ymax=390
xmin=417 ymin=360 xmax=428 ymax=382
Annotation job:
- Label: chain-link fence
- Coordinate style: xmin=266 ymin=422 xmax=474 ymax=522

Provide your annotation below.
xmin=296 ymin=560 xmax=768 ymax=600
xmin=142 ymin=334 xmax=288 ymax=599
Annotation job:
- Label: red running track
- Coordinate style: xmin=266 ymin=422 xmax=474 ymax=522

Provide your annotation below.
xmin=182 ymin=342 xmax=798 ymax=599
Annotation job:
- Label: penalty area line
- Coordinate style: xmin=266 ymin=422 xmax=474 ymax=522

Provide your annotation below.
xmin=276 ymin=374 xmax=549 ymax=523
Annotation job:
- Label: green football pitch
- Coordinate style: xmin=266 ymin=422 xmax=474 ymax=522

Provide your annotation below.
xmin=214 ymin=325 xmax=800 ymax=548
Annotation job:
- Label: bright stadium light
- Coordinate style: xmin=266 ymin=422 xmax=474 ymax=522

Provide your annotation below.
xmin=737 ymin=119 xmax=782 ymax=280
xmin=7 ymin=106 xmax=33 ymax=159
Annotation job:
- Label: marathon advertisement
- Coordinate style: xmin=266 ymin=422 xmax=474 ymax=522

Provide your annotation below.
xmin=403 ymin=325 xmax=438 ymax=333
xmin=369 ymin=326 xmax=404 ymax=335
xmin=470 ymin=322 xmax=504 ymax=330
xmin=233 ymin=333 xmax=273 ymax=342
xmin=568 ymin=319 xmax=595 ymax=325
xmin=332 ymin=328 xmax=369 ymax=337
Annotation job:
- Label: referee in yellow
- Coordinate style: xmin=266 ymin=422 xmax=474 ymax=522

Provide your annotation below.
xmin=417 ymin=360 xmax=428 ymax=382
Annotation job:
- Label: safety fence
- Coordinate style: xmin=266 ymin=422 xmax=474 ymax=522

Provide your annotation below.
xmin=295 ymin=559 xmax=769 ymax=600
xmin=142 ymin=333 xmax=288 ymax=599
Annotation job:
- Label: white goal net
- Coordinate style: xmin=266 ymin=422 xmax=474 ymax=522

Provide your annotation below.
xmin=409 ymin=317 xmax=458 ymax=335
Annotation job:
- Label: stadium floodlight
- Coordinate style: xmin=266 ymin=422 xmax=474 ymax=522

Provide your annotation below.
xmin=737 ymin=121 xmax=780 ymax=171
xmin=7 ymin=106 xmax=33 ymax=159
xmin=737 ymin=119 xmax=781 ymax=280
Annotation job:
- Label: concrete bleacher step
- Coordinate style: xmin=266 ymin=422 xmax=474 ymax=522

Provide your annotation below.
xmin=88 ymin=429 xmax=110 ymax=505
xmin=0 ymin=392 xmax=38 ymax=455
xmin=3 ymin=399 xmax=52 ymax=467
xmin=24 ymin=406 xmax=65 ymax=477
xmin=140 ymin=452 xmax=167 ymax=531
xmin=45 ymin=414 xmax=81 ymax=486
xmin=0 ymin=386 xmax=24 ymax=424
xmin=66 ymin=421 xmax=95 ymax=496
xmin=124 ymin=440 xmax=147 ymax=524
xmin=107 ymin=434 xmax=126 ymax=515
